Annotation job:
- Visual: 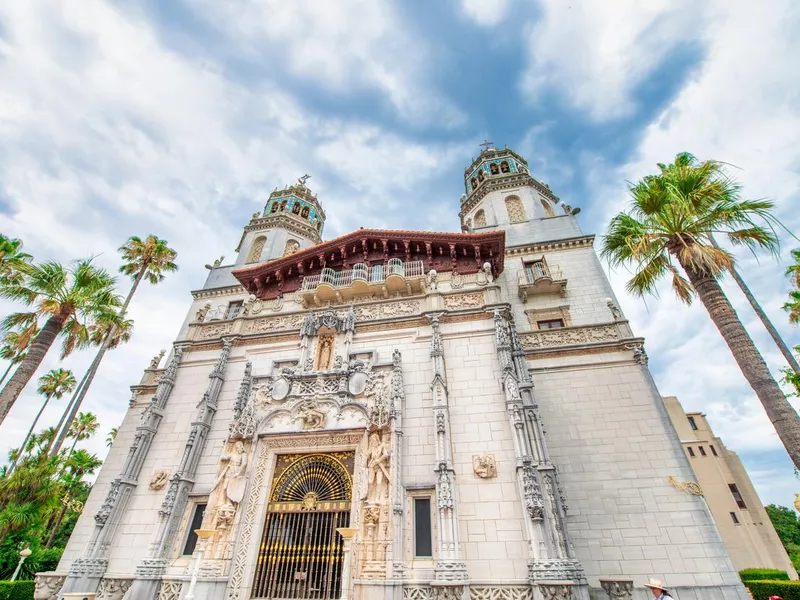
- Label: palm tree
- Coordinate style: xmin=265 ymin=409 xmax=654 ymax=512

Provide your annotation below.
xmin=0 ymin=316 xmax=39 ymax=386
xmin=602 ymin=152 xmax=800 ymax=471
xmin=8 ymin=368 xmax=76 ymax=474
xmin=45 ymin=448 xmax=102 ymax=548
xmin=0 ymin=234 xmax=32 ymax=285
xmin=106 ymin=427 xmax=119 ymax=448
xmin=50 ymin=235 xmax=177 ymax=455
xmin=785 ymin=291 xmax=800 ymax=324
xmin=65 ymin=412 xmax=99 ymax=459
xmin=787 ymin=249 xmax=800 ymax=288
xmin=0 ymin=259 xmax=121 ymax=425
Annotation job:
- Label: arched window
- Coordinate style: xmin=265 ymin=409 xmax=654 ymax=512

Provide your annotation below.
xmin=301 ymin=206 xmax=310 ymax=218
xmin=270 ymin=202 xmax=279 ymax=213
xmin=474 ymin=209 xmax=487 ymax=228
xmin=490 ymin=163 xmax=499 ymax=175
xmin=283 ymin=239 xmax=300 ymax=256
xmin=477 ymin=171 xmax=485 ymax=182
xmin=505 ymin=196 xmax=526 ymax=223
xmin=292 ymin=202 xmax=301 ymax=214
xmin=247 ymin=236 xmax=266 ymax=263
xmin=471 ymin=177 xmax=478 ymax=190
xmin=500 ymin=161 xmax=510 ymax=173
xmin=540 ymin=198 xmax=555 ymax=217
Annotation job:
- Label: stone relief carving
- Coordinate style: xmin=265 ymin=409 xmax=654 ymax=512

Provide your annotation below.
xmin=469 ymin=587 xmax=533 ymax=600
xmin=472 ymin=454 xmax=497 ymax=479
xmin=97 ymin=577 xmax=133 ymax=600
xmin=520 ymin=324 xmax=619 ymax=350
xmin=213 ymin=440 xmax=249 ymax=504
xmin=450 ymin=272 xmax=464 ymax=289
xmin=148 ymin=469 xmax=169 ymax=491
xmin=157 ymin=580 xmax=183 ymax=600
xmin=443 ymin=291 xmax=484 ymax=310
xmin=196 ymin=322 xmax=233 ymax=340
xmin=538 ymin=583 xmax=573 ymax=600
xmin=316 ymin=334 xmax=334 ymax=370
xmin=296 ymin=400 xmax=327 ymax=430
xmin=528 ymin=558 xmax=584 ymax=583
xmin=242 ymin=314 xmax=305 ymax=334
xmin=404 ymin=587 xmax=432 ymax=600
xmin=599 ymin=579 xmax=634 ymax=600
xmin=354 ymin=300 xmax=420 ymax=321
xmin=34 ymin=573 xmax=64 ymax=600
xmin=431 ymin=586 xmax=465 ymax=600
xmin=365 ymin=430 xmax=390 ymax=503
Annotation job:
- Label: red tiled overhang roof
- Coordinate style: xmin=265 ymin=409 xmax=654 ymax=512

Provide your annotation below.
xmin=232 ymin=228 xmax=506 ymax=299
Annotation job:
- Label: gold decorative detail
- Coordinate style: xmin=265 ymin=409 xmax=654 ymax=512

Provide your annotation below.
xmin=668 ymin=476 xmax=703 ymax=496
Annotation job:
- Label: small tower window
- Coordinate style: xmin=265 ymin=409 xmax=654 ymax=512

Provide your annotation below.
xmin=283 ymin=239 xmax=300 ymax=256
xmin=505 ymin=196 xmax=526 ymax=223
xmin=500 ymin=161 xmax=510 ymax=173
xmin=247 ymin=236 xmax=266 ymax=263
xmin=225 ymin=301 xmax=244 ymax=320
xmin=470 ymin=177 xmax=478 ymax=190
xmin=301 ymin=206 xmax=310 ymax=218
xmin=540 ymin=198 xmax=555 ymax=217
xmin=280 ymin=200 xmax=287 ymax=211
xmin=474 ymin=209 xmax=487 ymax=228
xmin=270 ymin=202 xmax=279 ymax=213
xmin=477 ymin=171 xmax=485 ymax=182
xmin=490 ymin=163 xmax=499 ymax=175
xmin=292 ymin=202 xmax=301 ymax=214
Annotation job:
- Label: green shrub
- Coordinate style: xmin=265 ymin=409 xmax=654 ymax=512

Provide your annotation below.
xmin=746 ymin=580 xmax=800 ymax=600
xmin=34 ymin=547 xmax=63 ymax=573
xmin=741 ymin=569 xmax=791 ymax=582
xmin=0 ymin=580 xmax=35 ymax=600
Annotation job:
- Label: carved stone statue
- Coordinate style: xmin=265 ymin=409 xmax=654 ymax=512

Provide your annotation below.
xmin=317 ymin=336 xmax=334 ymax=370
xmin=195 ymin=302 xmax=211 ymax=322
xmin=297 ymin=401 xmax=327 ymax=430
xmin=606 ymin=298 xmax=622 ymax=321
xmin=149 ymin=349 xmax=166 ymax=370
xmin=148 ymin=469 xmax=169 ymax=491
xmin=482 ymin=261 xmax=494 ymax=283
xmin=213 ymin=440 xmax=248 ymax=504
xmin=473 ymin=454 xmax=497 ymax=479
xmin=427 ymin=269 xmax=438 ymax=291
xmin=365 ymin=431 xmax=390 ymax=502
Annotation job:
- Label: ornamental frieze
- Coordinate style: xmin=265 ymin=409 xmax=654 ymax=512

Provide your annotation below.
xmin=519 ymin=323 xmax=620 ymax=350
xmin=242 ymin=314 xmax=305 ymax=334
xmin=443 ymin=291 xmax=484 ymax=310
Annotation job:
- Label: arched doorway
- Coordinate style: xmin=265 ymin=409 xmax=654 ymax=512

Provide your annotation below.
xmin=252 ymin=452 xmax=355 ymax=599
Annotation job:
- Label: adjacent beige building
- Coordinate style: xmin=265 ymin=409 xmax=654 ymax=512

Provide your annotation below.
xmin=663 ymin=395 xmax=796 ymax=577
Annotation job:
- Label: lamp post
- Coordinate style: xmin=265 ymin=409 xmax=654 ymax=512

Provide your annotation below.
xmin=10 ymin=547 xmax=32 ymax=582
xmin=336 ymin=527 xmax=358 ymax=600
xmin=184 ymin=529 xmax=216 ymax=600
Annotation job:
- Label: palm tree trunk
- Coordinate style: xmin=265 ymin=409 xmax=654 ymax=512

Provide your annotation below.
xmin=45 ymin=503 xmax=69 ymax=549
xmin=682 ymin=260 xmax=800 ymax=471
xmin=49 ymin=354 xmax=98 ymax=454
xmin=50 ymin=268 xmax=146 ymax=455
xmin=8 ymin=397 xmax=50 ymax=473
xmin=710 ymin=236 xmax=800 ymax=373
xmin=0 ymin=314 xmax=66 ymax=426
xmin=67 ymin=435 xmax=80 ymax=460
xmin=0 ymin=362 xmax=15 ymax=387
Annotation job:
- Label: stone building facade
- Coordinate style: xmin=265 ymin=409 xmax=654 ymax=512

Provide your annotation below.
xmin=663 ymin=396 xmax=796 ymax=577
xmin=42 ymin=146 xmax=749 ymax=600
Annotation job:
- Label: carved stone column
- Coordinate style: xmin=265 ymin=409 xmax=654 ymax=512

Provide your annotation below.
xmin=389 ymin=350 xmax=406 ymax=581
xmin=490 ymin=310 xmax=585 ymax=586
xmin=60 ymin=346 xmax=187 ymax=595
xmin=125 ymin=337 xmax=236 ymax=600
xmin=426 ymin=313 xmax=468 ymax=589
xmin=599 ymin=579 xmax=634 ymax=600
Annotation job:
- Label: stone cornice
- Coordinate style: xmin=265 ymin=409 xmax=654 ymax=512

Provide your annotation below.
xmin=505 ymin=235 xmax=595 ymax=257
xmin=234 ymin=213 xmax=323 ymax=252
xmin=190 ymin=285 xmax=247 ymax=300
xmin=460 ymin=173 xmax=560 ymax=218
xmin=519 ymin=320 xmax=645 ymax=360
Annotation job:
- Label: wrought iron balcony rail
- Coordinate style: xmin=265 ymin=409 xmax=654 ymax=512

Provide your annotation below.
xmin=300 ymin=259 xmax=425 ymax=292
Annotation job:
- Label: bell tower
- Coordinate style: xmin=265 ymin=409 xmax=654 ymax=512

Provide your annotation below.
xmin=459 ymin=142 xmax=581 ymax=245
xmin=234 ymin=175 xmax=326 ymax=267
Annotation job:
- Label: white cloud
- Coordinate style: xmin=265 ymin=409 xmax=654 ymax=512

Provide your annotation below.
xmin=521 ymin=0 xmax=708 ymax=120
xmin=460 ymin=0 xmax=510 ymax=27
xmin=582 ymin=0 xmax=800 ymax=507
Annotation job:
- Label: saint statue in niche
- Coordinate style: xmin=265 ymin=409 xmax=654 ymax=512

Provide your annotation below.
xmin=316 ymin=335 xmax=334 ymax=370
xmin=213 ymin=440 xmax=249 ymax=504
xmin=365 ymin=431 xmax=390 ymax=503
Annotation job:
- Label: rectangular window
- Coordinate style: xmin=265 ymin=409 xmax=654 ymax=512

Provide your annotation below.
xmin=687 ymin=447 xmax=695 ymax=457
xmin=414 ymin=497 xmax=433 ymax=558
xmin=537 ymin=319 xmax=565 ymax=330
xmin=710 ymin=445 xmax=718 ymax=457
xmin=731 ymin=512 xmax=740 ymax=525
xmin=226 ymin=301 xmax=244 ymax=320
xmin=524 ymin=259 xmax=548 ymax=282
xmin=699 ymin=446 xmax=707 ymax=456
xmin=729 ymin=484 xmax=747 ymax=509
xmin=182 ymin=503 xmax=207 ymax=556
xmin=688 ymin=416 xmax=698 ymax=430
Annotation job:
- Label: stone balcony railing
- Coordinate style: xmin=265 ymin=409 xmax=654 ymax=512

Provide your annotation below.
xmin=519 ymin=320 xmax=637 ymax=352
xmin=298 ymin=259 xmax=426 ymax=304
xmin=518 ymin=264 xmax=567 ymax=301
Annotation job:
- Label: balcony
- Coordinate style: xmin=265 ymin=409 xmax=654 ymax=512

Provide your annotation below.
xmin=299 ymin=259 xmax=426 ymax=304
xmin=518 ymin=263 xmax=567 ymax=301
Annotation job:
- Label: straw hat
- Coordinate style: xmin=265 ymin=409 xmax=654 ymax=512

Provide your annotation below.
xmin=644 ymin=579 xmax=669 ymax=593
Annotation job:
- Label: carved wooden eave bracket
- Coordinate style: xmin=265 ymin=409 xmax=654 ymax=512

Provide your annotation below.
xmin=232 ymin=228 xmax=506 ymax=301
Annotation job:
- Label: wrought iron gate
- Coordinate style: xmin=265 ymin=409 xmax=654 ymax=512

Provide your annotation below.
xmin=252 ymin=452 xmax=354 ymax=600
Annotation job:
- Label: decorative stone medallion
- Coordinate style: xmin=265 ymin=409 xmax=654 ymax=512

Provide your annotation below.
xmin=472 ymin=454 xmax=497 ymax=479
xmin=148 ymin=469 xmax=169 ymax=491
xmin=271 ymin=377 xmax=290 ymax=402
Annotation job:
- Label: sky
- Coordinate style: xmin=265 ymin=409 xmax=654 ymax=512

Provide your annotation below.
xmin=0 ymin=0 xmax=799 ymax=511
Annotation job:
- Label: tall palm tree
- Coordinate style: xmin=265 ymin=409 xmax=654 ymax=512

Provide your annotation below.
xmin=602 ymin=152 xmax=800 ymax=471
xmin=0 ymin=234 xmax=33 ymax=285
xmin=106 ymin=427 xmax=119 ymax=448
xmin=65 ymin=412 xmax=99 ymax=459
xmin=0 ymin=316 xmax=39 ymax=386
xmin=45 ymin=448 xmax=102 ymax=548
xmin=0 ymin=259 xmax=121 ymax=425
xmin=8 ymin=368 xmax=76 ymax=474
xmin=50 ymin=235 xmax=177 ymax=455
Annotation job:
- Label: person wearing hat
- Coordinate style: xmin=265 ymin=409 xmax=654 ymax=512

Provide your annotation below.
xmin=644 ymin=578 xmax=673 ymax=600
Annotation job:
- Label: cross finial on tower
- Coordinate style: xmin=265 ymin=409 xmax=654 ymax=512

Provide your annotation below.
xmin=298 ymin=174 xmax=311 ymax=186
xmin=479 ymin=140 xmax=494 ymax=152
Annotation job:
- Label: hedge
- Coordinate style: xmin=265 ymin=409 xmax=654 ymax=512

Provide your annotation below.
xmin=741 ymin=569 xmax=791 ymax=582
xmin=745 ymin=580 xmax=800 ymax=600
xmin=0 ymin=580 xmax=35 ymax=600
